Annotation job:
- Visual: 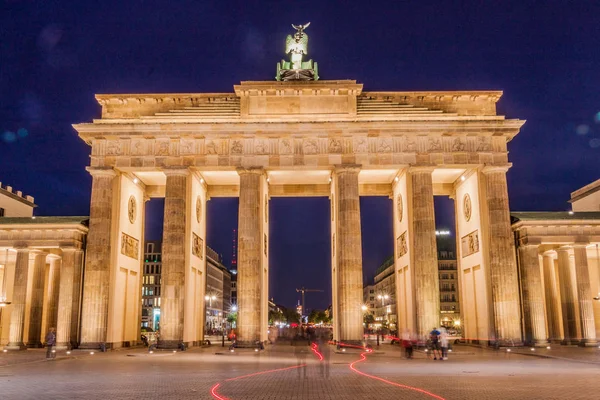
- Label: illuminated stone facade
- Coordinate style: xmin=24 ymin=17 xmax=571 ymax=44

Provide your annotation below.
xmin=73 ymin=79 xmax=525 ymax=347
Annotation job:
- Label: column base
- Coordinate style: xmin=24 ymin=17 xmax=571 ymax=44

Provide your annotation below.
xmin=532 ymin=340 xmax=550 ymax=347
xmin=55 ymin=342 xmax=73 ymax=351
xmin=578 ymin=339 xmax=598 ymax=347
xmin=157 ymin=340 xmax=184 ymax=349
xmin=234 ymin=340 xmax=264 ymax=349
xmin=26 ymin=342 xmax=43 ymax=348
xmin=78 ymin=342 xmax=113 ymax=351
xmin=5 ymin=342 xmax=27 ymax=350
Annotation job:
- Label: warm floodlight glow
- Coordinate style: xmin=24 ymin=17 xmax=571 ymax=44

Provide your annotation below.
xmin=361 ymin=305 xmax=368 ymax=311
xmin=133 ymin=178 xmax=139 ymax=184
xmin=461 ymin=176 xmax=466 ymax=181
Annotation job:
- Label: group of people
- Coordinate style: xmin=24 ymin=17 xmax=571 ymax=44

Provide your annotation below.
xmin=401 ymin=326 xmax=450 ymax=360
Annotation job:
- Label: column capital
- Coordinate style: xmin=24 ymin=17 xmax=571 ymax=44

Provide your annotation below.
xmin=236 ymin=167 xmax=265 ymax=176
xmin=13 ymin=245 xmax=29 ymax=252
xmin=408 ymin=164 xmax=435 ymax=174
xmin=572 ymin=242 xmax=590 ymax=249
xmin=46 ymin=253 xmax=62 ymax=261
xmin=162 ymin=167 xmax=190 ymax=177
xmin=86 ymin=167 xmax=117 ymax=177
xmin=481 ymin=163 xmax=512 ymax=174
xmin=542 ymin=250 xmax=557 ymax=258
xmin=334 ymin=164 xmax=361 ymax=174
xmin=28 ymin=250 xmax=46 ymax=259
xmin=59 ymin=246 xmax=78 ymax=253
xmin=557 ymin=245 xmax=573 ymax=252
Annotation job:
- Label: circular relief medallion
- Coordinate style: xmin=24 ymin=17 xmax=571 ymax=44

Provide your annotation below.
xmin=396 ymin=194 xmax=403 ymax=222
xmin=463 ymin=193 xmax=472 ymax=222
xmin=196 ymin=196 xmax=202 ymax=223
xmin=128 ymin=195 xmax=137 ymax=224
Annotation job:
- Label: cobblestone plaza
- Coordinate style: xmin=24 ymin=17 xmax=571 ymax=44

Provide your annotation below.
xmin=1 ymin=343 xmax=599 ymax=399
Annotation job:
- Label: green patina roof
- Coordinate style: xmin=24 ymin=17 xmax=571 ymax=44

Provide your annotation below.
xmin=0 ymin=216 xmax=89 ymax=226
xmin=374 ymin=255 xmax=394 ymax=277
xmin=511 ymin=212 xmax=600 ymax=223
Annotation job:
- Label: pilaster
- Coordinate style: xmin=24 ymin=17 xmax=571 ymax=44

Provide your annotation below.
xmin=158 ymin=168 xmax=190 ymax=349
xmin=518 ymin=244 xmax=548 ymax=346
xmin=572 ymin=244 xmax=598 ymax=346
xmin=408 ymin=166 xmax=439 ymax=337
xmin=335 ymin=165 xmax=364 ymax=342
xmin=481 ymin=165 xmax=522 ymax=344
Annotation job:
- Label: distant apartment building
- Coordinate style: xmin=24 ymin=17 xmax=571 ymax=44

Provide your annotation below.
xmin=142 ymin=241 xmax=162 ymax=330
xmin=141 ymin=241 xmax=232 ymax=333
xmin=363 ymin=256 xmax=396 ymax=331
xmin=437 ymin=233 xmax=460 ymax=329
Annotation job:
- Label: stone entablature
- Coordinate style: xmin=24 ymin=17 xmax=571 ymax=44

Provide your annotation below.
xmin=0 ymin=217 xmax=88 ymax=249
xmin=512 ymin=212 xmax=600 ymax=245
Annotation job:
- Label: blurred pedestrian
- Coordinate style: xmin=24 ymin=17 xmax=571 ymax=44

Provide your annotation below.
xmin=429 ymin=327 xmax=441 ymax=360
xmin=45 ymin=327 xmax=56 ymax=359
xmin=440 ymin=326 xmax=449 ymax=360
xmin=402 ymin=329 xmax=413 ymax=359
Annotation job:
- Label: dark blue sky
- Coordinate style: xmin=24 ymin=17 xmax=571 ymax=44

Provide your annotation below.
xmin=1 ymin=1 xmax=599 ymax=310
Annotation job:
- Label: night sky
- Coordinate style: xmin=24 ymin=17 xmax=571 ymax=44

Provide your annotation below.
xmin=1 ymin=1 xmax=599 ymax=311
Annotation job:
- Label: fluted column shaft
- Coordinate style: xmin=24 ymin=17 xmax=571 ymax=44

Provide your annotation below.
xmin=237 ymin=169 xmax=262 ymax=344
xmin=557 ymin=246 xmax=578 ymax=344
xmin=80 ymin=168 xmax=116 ymax=348
xmin=410 ymin=168 xmax=439 ymax=337
xmin=519 ymin=245 xmax=548 ymax=345
xmin=158 ymin=169 xmax=189 ymax=348
xmin=482 ymin=166 xmax=522 ymax=344
xmin=45 ymin=256 xmax=61 ymax=335
xmin=542 ymin=251 xmax=562 ymax=342
xmin=70 ymin=250 xmax=84 ymax=348
xmin=26 ymin=252 xmax=46 ymax=348
xmin=7 ymin=248 xmax=30 ymax=350
xmin=56 ymin=249 xmax=77 ymax=349
xmin=573 ymin=245 xmax=598 ymax=346
xmin=336 ymin=166 xmax=364 ymax=342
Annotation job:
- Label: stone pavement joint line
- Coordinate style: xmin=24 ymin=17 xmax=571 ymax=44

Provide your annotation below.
xmin=211 ymin=364 xmax=307 ymax=400
xmin=350 ymin=351 xmax=446 ymax=400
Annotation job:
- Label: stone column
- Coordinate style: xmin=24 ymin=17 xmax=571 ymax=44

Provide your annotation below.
xmin=557 ymin=246 xmax=578 ymax=344
xmin=158 ymin=168 xmax=189 ymax=348
xmin=573 ymin=244 xmax=598 ymax=346
xmin=80 ymin=168 xmax=116 ymax=348
xmin=236 ymin=168 xmax=263 ymax=344
xmin=542 ymin=251 xmax=562 ymax=342
xmin=56 ymin=248 xmax=77 ymax=349
xmin=70 ymin=249 xmax=84 ymax=348
xmin=44 ymin=255 xmax=61 ymax=336
xmin=26 ymin=252 xmax=47 ymax=348
xmin=481 ymin=165 xmax=522 ymax=344
xmin=336 ymin=165 xmax=364 ymax=342
xmin=7 ymin=247 xmax=30 ymax=350
xmin=409 ymin=167 xmax=439 ymax=337
xmin=518 ymin=244 xmax=548 ymax=346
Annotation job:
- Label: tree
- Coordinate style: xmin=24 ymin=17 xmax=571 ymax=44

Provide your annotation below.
xmin=363 ymin=313 xmax=375 ymax=325
xmin=227 ymin=312 xmax=237 ymax=327
xmin=269 ymin=309 xmax=284 ymax=325
xmin=282 ymin=308 xmax=301 ymax=324
xmin=308 ymin=309 xmax=320 ymax=323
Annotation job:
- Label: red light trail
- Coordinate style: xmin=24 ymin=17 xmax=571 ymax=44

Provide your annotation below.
xmin=349 ymin=351 xmax=447 ymax=400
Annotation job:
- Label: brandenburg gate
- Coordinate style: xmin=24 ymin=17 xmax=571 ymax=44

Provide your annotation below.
xmin=73 ymin=24 xmax=525 ymax=349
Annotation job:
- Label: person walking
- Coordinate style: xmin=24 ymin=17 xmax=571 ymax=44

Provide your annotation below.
xmin=401 ymin=329 xmax=413 ymax=359
xmin=45 ymin=327 xmax=56 ymax=359
xmin=440 ymin=327 xmax=449 ymax=360
xmin=429 ymin=327 xmax=441 ymax=360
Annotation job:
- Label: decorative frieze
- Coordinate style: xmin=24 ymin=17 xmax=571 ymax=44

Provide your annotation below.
xmin=461 ymin=230 xmax=480 ymax=258
xmin=192 ymin=232 xmax=203 ymax=259
xmin=397 ymin=231 xmax=408 ymax=258
xmin=120 ymin=232 xmax=139 ymax=260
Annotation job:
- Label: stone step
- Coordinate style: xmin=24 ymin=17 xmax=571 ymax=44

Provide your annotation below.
xmin=358 ymin=109 xmax=444 ymax=114
xmin=358 ymin=107 xmax=430 ymax=111
xmin=152 ymin=113 xmax=240 ymax=117
xmin=168 ymin=108 xmax=240 ymax=113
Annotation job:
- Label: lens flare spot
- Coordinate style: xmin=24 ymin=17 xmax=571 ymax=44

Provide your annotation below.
xmin=17 ymin=128 xmax=28 ymax=138
xmin=590 ymin=138 xmax=600 ymax=148
xmin=595 ymin=112 xmax=600 ymax=123
xmin=2 ymin=131 xmax=16 ymax=143
xmin=576 ymin=124 xmax=590 ymax=135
